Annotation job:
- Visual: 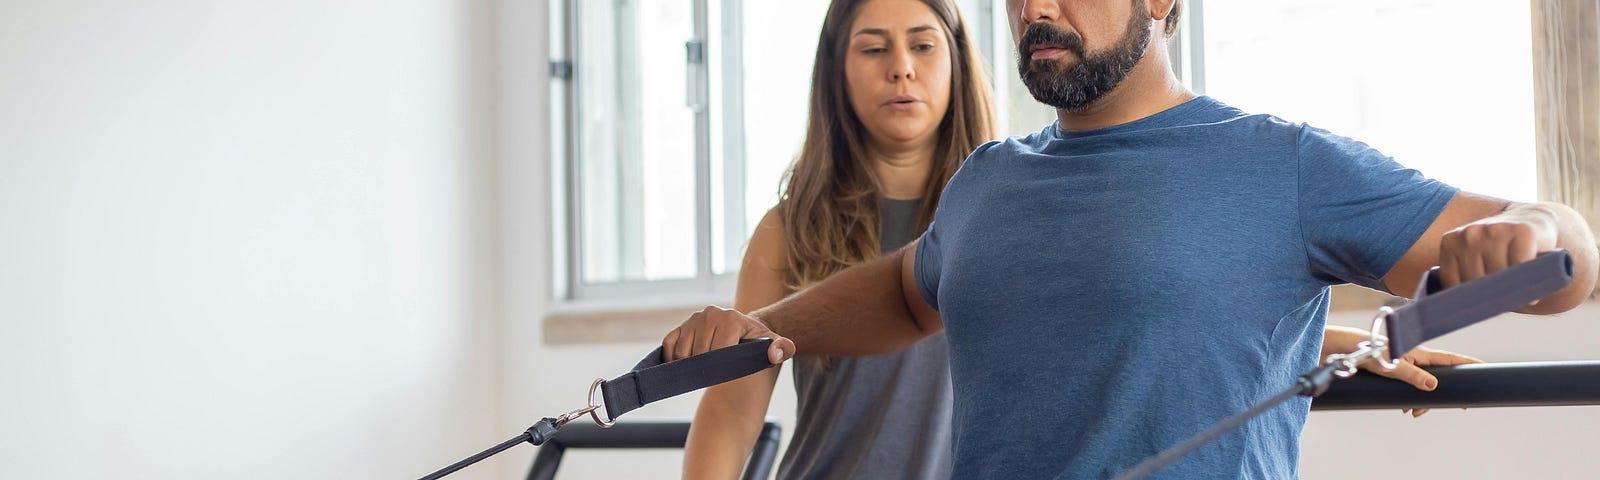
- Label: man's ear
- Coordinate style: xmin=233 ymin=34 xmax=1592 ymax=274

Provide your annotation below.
xmin=1150 ymin=0 xmax=1176 ymax=23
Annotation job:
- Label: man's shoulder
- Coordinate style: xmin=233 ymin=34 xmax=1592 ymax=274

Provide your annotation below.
xmin=1200 ymin=98 xmax=1379 ymax=152
xmin=1179 ymin=96 xmax=1304 ymax=136
xmin=1194 ymin=109 xmax=1303 ymax=141
xmin=959 ymin=137 xmax=1019 ymax=170
xmin=967 ymin=127 xmax=1053 ymax=161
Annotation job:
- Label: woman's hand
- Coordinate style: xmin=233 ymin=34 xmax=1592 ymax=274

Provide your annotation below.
xmin=1357 ymin=345 xmax=1482 ymax=417
xmin=1324 ymin=325 xmax=1481 ymax=417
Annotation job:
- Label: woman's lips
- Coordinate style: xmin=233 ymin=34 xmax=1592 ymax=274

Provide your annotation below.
xmin=885 ymin=95 xmax=921 ymax=111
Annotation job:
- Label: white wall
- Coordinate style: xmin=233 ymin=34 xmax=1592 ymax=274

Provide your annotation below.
xmin=492 ymin=0 xmax=556 ymax=475
xmin=0 ymin=1 xmax=499 ymax=478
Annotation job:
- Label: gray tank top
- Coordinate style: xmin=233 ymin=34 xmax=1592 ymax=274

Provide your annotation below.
xmin=776 ymin=198 xmax=954 ymax=480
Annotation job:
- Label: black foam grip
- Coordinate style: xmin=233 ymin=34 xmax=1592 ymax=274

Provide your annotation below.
xmin=1385 ymin=250 xmax=1573 ymax=360
xmin=599 ymin=338 xmax=775 ymax=421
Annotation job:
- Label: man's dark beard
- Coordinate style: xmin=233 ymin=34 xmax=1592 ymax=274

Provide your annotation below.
xmin=1016 ymin=9 xmax=1152 ymax=112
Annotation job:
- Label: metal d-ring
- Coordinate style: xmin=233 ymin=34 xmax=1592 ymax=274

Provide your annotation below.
xmin=587 ymin=378 xmax=615 ymax=428
xmin=1367 ymin=306 xmax=1399 ymax=370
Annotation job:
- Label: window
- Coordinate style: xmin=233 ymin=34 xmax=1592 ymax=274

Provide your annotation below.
xmin=734 ymin=2 xmax=834 ymax=276
xmin=1195 ymin=0 xmax=1537 ymax=202
xmin=550 ymin=0 xmax=1541 ymax=305
xmin=552 ymin=0 xmax=724 ymax=303
xmin=551 ymin=0 xmax=1005 ymax=303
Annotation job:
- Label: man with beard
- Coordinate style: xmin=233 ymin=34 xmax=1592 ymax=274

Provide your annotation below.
xmin=661 ymin=0 xmax=1599 ymax=478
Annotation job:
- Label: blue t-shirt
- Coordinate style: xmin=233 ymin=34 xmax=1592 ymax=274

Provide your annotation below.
xmin=914 ymin=96 xmax=1456 ymax=479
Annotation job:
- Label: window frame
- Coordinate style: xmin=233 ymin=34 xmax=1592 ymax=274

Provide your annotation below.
xmin=551 ymin=0 xmax=1550 ymax=310
xmin=549 ymin=0 xmax=1018 ymax=306
xmin=550 ymin=0 xmax=741 ymax=307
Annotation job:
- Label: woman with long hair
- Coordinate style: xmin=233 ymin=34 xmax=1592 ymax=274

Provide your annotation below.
xmin=683 ymin=0 xmax=989 ymax=477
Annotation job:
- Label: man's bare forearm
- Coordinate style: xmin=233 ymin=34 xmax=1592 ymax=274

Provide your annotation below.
xmin=1506 ymin=202 xmax=1597 ymax=313
xmin=750 ymin=248 xmax=932 ymax=356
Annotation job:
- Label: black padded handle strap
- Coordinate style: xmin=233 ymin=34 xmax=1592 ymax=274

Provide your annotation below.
xmin=1385 ymin=250 xmax=1574 ymax=360
xmin=598 ymin=338 xmax=776 ymax=421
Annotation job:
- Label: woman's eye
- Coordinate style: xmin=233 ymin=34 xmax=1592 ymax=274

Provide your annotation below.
xmin=913 ymin=44 xmax=935 ymax=53
xmin=862 ymin=47 xmax=887 ymax=54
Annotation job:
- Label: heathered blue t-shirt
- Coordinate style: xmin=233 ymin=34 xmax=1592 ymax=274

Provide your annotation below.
xmin=914 ymin=96 xmax=1456 ymax=479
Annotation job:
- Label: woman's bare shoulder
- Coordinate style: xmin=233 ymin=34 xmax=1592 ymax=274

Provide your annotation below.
xmin=743 ymin=207 xmax=788 ymax=272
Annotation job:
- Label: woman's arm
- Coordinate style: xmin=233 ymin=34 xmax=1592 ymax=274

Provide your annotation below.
xmin=682 ymin=209 xmax=790 ymax=480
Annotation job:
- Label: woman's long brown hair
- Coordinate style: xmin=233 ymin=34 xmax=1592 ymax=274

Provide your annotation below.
xmin=778 ymin=0 xmax=997 ymax=292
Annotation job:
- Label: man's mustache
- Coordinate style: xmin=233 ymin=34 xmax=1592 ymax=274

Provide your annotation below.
xmin=1019 ymin=22 xmax=1086 ymax=59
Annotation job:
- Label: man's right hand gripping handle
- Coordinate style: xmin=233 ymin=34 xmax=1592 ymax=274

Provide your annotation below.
xmin=662 ymin=306 xmax=796 ymax=364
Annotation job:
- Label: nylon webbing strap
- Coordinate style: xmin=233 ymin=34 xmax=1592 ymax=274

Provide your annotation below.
xmin=598 ymin=338 xmax=776 ymax=422
xmin=1385 ymin=249 xmax=1573 ymax=361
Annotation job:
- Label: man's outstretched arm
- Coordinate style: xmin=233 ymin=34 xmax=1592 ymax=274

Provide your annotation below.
xmin=662 ymin=241 xmax=943 ymax=363
xmin=1383 ymin=192 xmax=1598 ymax=314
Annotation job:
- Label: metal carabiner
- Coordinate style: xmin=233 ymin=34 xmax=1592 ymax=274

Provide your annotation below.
xmin=550 ymin=404 xmax=599 ymax=429
xmin=547 ymin=378 xmax=613 ymax=429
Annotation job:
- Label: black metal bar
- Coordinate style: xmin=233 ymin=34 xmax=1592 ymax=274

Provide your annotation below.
xmin=741 ymin=422 xmax=782 ymax=480
xmin=525 ymin=420 xmax=783 ymax=480
xmin=1313 ymin=361 xmax=1600 ymax=410
xmin=525 ymin=443 xmax=565 ymax=480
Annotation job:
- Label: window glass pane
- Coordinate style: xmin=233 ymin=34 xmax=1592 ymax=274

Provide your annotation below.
xmin=738 ymin=1 xmax=831 ymax=254
xmin=1202 ymin=0 xmax=1536 ymax=202
xmin=577 ymin=0 xmax=699 ymax=283
xmin=708 ymin=0 xmax=744 ymax=276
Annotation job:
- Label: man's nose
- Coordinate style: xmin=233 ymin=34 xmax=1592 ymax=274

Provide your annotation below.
xmin=1016 ymin=0 xmax=1061 ymax=24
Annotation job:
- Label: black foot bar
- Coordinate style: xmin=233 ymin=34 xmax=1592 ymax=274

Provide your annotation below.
xmin=1313 ymin=361 xmax=1600 ymax=410
xmin=526 ymin=421 xmax=782 ymax=480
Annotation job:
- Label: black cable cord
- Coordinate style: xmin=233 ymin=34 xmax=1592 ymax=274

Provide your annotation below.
xmin=418 ymin=432 xmax=530 ymax=480
xmin=418 ymin=418 xmax=561 ymax=480
xmin=417 ymin=339 xmax=776 ymax=479
xmin=1110 ymin=362 xmax=1342 ymax=480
